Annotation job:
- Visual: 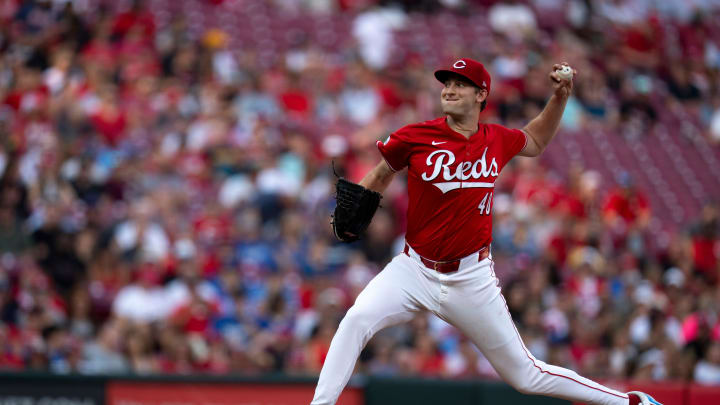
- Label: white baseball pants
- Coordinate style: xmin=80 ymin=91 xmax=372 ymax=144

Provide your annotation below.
xmin=310 ymin=246 xmax=630 ymax=405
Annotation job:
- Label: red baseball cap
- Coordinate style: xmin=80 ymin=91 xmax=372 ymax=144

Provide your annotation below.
xmin=434 ymin=58 xmax=491 ymax=95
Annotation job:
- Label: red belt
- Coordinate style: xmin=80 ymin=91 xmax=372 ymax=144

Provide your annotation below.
xmin=403 ymin=244 xmax=489 ymax=274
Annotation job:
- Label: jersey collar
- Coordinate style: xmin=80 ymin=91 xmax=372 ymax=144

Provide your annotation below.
xmin=443 ymin=116 xmax=480 ymax=140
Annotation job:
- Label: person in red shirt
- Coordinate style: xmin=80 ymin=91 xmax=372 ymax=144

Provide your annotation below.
xmin=90 ymin=85 xmax=127 ymax=147
xmin=602 ymin=172 xmax=651 ymax=230
xmin=311 ymin=59 xmax=661 ymax=405
xmin=111 ymin=0 xmax=155 ymax=40
xmin=689 ymin=202 xmax=719 ymax=284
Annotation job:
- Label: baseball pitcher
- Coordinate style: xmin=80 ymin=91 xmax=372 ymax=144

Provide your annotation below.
xmin=319 ymin=59 xmax=662 ymax=405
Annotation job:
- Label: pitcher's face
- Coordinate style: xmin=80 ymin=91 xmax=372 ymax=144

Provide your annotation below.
xmin=440 ymin=76 xmax=486 ymax=117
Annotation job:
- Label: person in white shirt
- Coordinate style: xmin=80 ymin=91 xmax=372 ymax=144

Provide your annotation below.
xmin=112 ymin=263 xmax=169 ymax=323
xmin=694 ymin=342 xmax=720 ymax=385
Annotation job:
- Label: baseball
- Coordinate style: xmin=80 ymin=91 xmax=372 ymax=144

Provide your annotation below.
xmin=556 ymin=65 xmax=574 ymax=80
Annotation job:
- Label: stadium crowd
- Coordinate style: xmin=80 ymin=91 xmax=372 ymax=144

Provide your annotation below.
xmin=1 ymin=0 xmax=720 ymax=386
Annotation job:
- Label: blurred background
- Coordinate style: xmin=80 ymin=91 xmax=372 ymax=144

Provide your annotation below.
xmin=0 ymin=0 xmax=720 ymax=389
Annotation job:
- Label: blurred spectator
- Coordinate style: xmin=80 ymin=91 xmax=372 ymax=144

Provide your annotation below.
xmin=694 ymin=342 xmax=720 ymax=384
xmin=352 ymin=4 xmax=406 ymax=70
xmin=112 ymin=263 xmax=168 ymax=323
xmin=78 ymin=321 xmax=129 ymax=374
xmin=488 ymin=0 xmax=537 ymax=41
xmin=113 ymin=198 xmax=170 ymax=263
xmin=689 ymin=202 xmax=719 ymax=283
xmin=710 ymin=96 xmax=720 ymax=143
xmin=339 ymin=63 xmax=382 ymax=125
xmin=125 ymin=325 xmax=157 ymax=374
xmin=602 ymin=173 xmax=650 ymax=230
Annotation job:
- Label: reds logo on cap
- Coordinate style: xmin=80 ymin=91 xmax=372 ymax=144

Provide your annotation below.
xmin=435 ymin=58 xmax=492 ymax=95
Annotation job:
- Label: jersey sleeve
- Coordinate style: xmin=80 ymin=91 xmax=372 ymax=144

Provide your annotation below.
xmin=490 ymin=124 xmax=527 ymax=167
xmin=376 ymin=127 xmax=412 ymax=171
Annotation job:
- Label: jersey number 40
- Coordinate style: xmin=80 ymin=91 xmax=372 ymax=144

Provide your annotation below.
xmin=478 ymin=192 xmax=493 ymax=215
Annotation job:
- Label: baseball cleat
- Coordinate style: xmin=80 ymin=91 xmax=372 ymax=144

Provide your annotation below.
xmin=627 ymin=391 xmax=663 ymax=405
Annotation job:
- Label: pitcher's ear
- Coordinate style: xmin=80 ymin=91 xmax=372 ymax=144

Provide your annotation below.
xmin=476 ymin=88 xmax=488 ymax=103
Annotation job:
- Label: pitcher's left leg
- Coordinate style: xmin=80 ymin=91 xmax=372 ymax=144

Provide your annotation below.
xmin=311 ymin=254 xmax=432 ymax=405
xmin=442 ymin=259 xmax=628 ymax=405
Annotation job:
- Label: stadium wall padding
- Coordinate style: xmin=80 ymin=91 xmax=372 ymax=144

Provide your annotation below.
xmin=363 ymin=376 xmax=569 ymax=405
xmin=0 ymin=372 xmax=106 ymax=405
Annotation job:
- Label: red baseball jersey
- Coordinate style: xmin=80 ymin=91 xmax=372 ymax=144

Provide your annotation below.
xmin=376 ymin=117 xmax=527 ymax=261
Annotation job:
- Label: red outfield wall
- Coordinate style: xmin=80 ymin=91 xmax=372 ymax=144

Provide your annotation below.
xmin=107 ymin=381 xmax=363 ymax=405
xmin=572 ymin=381 xmax=720 ymax=405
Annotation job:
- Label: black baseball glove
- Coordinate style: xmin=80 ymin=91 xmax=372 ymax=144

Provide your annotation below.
xmin=331 ymin=178 xmax=382 ymax=243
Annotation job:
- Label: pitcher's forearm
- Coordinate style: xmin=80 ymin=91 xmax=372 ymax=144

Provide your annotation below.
xmin=359 ymin=160 xmax=396 ymax=193
xmin=523 ymin=93 xmax=569 ymax=151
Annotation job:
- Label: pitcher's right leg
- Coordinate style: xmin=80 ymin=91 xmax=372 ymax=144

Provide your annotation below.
xmin=442 ymin=259 xmax=628 ymax=405
xmin=311 ymin=254 xmax=429 ymax=405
